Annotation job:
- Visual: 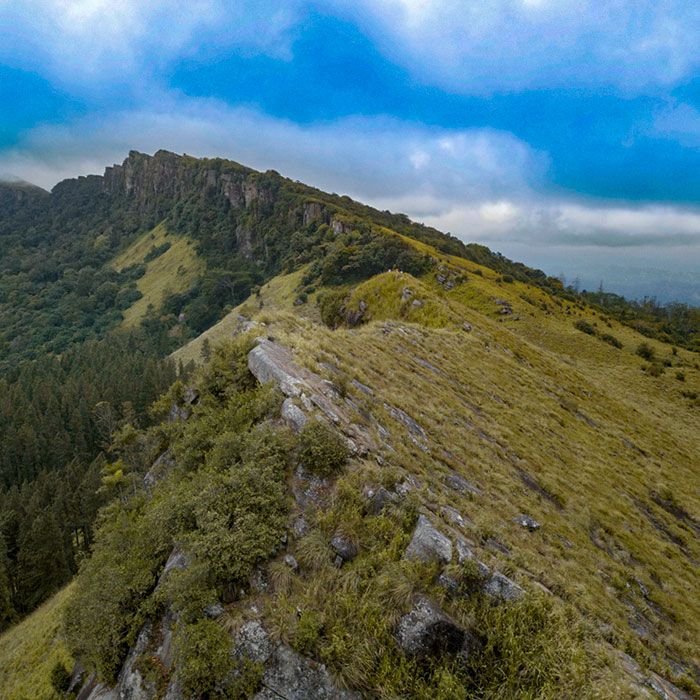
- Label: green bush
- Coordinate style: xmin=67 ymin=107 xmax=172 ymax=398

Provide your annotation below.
xmin=50 ymin=661 xmax=71 ymax=694
xmin=600 ymin=333 xmax=622 ymax=349
xmin=174 ymin=619 xmax=236 ymax=698
xmin=636 ymin=342 xmax=655 ymax=361
xmin=676 ymin=371 xmax=686 ymax=382
xmin=298 ymin=420 xmax=349 ymax=477
xmin=574 ymin=319 xmax=596 ymax=336
xmin=318 ymin=289 xmax=348 ymax=329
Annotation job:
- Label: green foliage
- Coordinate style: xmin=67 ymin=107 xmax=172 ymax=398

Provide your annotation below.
xmin=574 ymin=319 xmax=596 ymax=336
xmin=174 ymin=619 xmax=235 ymax=698
xmin=636 ymin=342 xmax=656 ymax=361
xmin=66 ymin=337 xmax=291 ymax=680
xmin=143 ymin=241 xmax=171 ymax=263
xmin=49 ymin=660 xmax=71 ymax=694
xmin=600 ymin=333 xmax=623 ymax=349
xmin=462 ymin=594 xmax=593 ymax=698
xmin=318 ymin=288 xmax=348 ymax=329
xmin=298 ymin=420 xmax=349 ymax=476
xmin=64 ymin=500 xmax=170 ymax=681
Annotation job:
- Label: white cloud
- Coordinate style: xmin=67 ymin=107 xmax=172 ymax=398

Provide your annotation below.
xmin=347 ymin=0 xmax=700 ymax=94
xmin=0 ymin=0 xmax=300 ymax=84
xmin=1 ymin=101 xmax=697 ymax=301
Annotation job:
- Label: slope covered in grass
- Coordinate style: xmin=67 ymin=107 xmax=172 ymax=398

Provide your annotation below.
xmin=112 ymin=222 xmax=203 ymax=328
xmin=0 ymin=584 xmax=73 ymax=700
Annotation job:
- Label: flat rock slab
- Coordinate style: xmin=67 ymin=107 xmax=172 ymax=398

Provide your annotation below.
xmin=404 ymin=514 xmax=452 ymax=564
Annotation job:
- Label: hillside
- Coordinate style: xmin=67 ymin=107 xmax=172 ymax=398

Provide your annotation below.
xmin=0 ymin=152 xmax=698 ymax=699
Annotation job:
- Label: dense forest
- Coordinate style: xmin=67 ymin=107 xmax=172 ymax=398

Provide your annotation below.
xmin=0 ymin=332 xmax=176 ymax=630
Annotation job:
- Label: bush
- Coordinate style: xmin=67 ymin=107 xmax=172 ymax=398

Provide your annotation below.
xmin=298 ymin=420 xmax=348 ymax=476
xmin=501 ymin=274 xmax=514 ymax=283
xmin=636 ymin=342 xmax=655 ymax=361
xmin=600 ymin=333 xmax=622 ymax=349
xmin=318 ymin=289 xmax=347 ymax=329
xmin=676 ymin=371 xmax=686 ymax=382
xmin=174 ymin=619 xmax=237 ymax=698
xmin=574 ymin=320 xmax=596 ymax=336
xmin=50 ymin=661 xmax=71 ymax=694
xmin=646 ymin=362 xmax=664 ymax=377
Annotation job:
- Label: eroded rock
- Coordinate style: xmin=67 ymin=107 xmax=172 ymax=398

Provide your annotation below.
xmin=395 ymin=597 xmax=467 ymax=658
xmin=404 ymin=515 xmax=452 ymax=564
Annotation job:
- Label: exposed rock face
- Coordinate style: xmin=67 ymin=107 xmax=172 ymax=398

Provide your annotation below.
xmin=281 ymin=398 xmax=308 ymax=432
xmin=234 ymin=621 xmax=361 ymax=700
xmin=303 ymin=201 xmax=325 ymax=226
xmin=404 ymin=515 xmax=452 ymax=564
xmin=247 ymin=338 xmax=375 ymax=456
xmin=330 ymin=533 xmax=358 ymax=565
xmin=248 ymin=340 xmax=310 ymax=397
xmin=396 ymin=597 xmax=470 ymax=658
xmin=364 ymin=486 xmax=395 ymax=515
xmin=444 ymin=472 xmax=482 ymax=496
xmin=144 ymin=450 xmax=175 ymax=492
xmin=483 ymin=571 xmax=525 ymax=602
xmin=516 ymin=514 xmax=541 ymax=531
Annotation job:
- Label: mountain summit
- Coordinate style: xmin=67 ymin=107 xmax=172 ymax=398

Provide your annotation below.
xmin=0 ymin=151 xmax=698 ymax=700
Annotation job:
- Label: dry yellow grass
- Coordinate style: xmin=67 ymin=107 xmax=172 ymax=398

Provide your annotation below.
xmin=112 ymin=222 xmax=203 ymax=328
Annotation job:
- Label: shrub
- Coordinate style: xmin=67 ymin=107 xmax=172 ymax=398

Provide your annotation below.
xmin=50 ymin=661 xmax=71 ymax=694
xmin=174 ymin=619 xmax=237 ymax=698
xmin=318 ymin=289 xmax=347 ymax=329
xmin=501 ymin=274 xmax=514 ymax=283
xmin=676 ymin=371 xmax=686 ymax=382
xmin=636 ymin=342 xmax=655 ymax=361
xmin=298 ymin=420 xmax=348 ymax=476
xmin=574 ymin=320 xmax=596 ymax=336
xmin=646 ymin=362 xmax=664 ymax=377
xmin=600 ymin=333 xmax=622 ymax=349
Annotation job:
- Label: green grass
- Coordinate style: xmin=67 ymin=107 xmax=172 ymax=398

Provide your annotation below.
xmin=0 ymin=584 xmax=74 ymax=700
xmin=112 ymin=221 xmax=203 ymax=328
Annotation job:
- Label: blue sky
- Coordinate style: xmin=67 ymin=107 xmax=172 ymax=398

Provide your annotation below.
xmin=0 ymin=1 xmax=699 ymax=302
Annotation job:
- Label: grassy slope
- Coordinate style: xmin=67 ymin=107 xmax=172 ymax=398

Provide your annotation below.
xmin=4 ymin=231 xmax=697 ymax=695
xmin=172 ymin=236 xmax=699 ymax=689
xmin=0 ymin=584 xmax=73 ymax=700
xmin=112 ymin=221 xmax=203 ymax=328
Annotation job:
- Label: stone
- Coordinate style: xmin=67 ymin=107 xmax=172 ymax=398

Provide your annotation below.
xmin=330 ymin=533 xmax=358 ymax=563
xmin=284 ymin=554 xmax=299 ymax=572
xmin=444 ymin=472 xmax=482 ymax=496
xmin=404 ymin=515 xmax=452 ymax=564
xmin=483 ymin=571 xmax=525 ymax=602
xmin=402 ymin=287 xmax=413 ymax=300
xmin=516 ymin=514 xmax=541 ymax=531
xmin=365 ymin=486 xmax=395 ymax=515
xmin=292 ymin=516 xmax=309 ymax=538
xmin=350 ymin=379 xmax=373 ymax=396
xmin=441 ymin=505 xmax=469 ymax=530
xmin=384 ymin=403 xmax=427 ymax=439
xmin=462 ymin=322 xmax=473 ymax=332
xmin=395 ymin=596 xmax=466 ymax=657
xmin=411 ymin=299 xmax=424 ymax=308
xmin=254 ymin=643 xmax=361 ymax=700
xmin=144 ymin=449 xmax=175 ymax=492
xmin=248 ymin=340 xmax=309 ymax=397
xmin=281 ymin=398 xmax=308 ymax=432
xmin=204 ymin=602 xmax=225 ymax=618
xmin=161 ymin=547 xmax=188 ymax=578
